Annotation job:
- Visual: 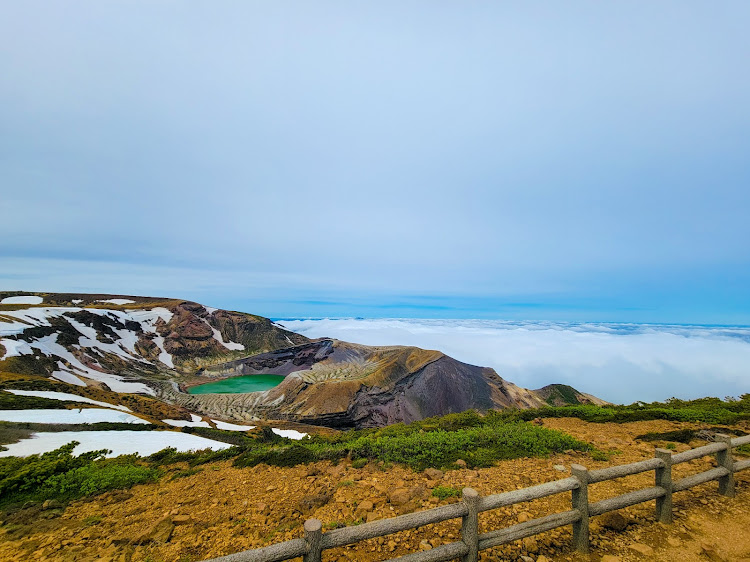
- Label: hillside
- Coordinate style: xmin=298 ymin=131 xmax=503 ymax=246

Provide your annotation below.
xmin=0 ymin=413 xmax=748 ymax=562
xmin=1 ymin=292 xmax=601 ymax=429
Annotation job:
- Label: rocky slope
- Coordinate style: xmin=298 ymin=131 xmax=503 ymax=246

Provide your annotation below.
xmin=1 ymin=417 xmax=748 ymax=562
xmin=169 ymin=339 xmax=554 ymax=428
xmin=1 ymin=292 xmax=602 ymax=428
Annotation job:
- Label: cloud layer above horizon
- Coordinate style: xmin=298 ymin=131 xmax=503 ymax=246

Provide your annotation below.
xmin=281 ymin=318 xmax=750 ymax=404
xmin=1 ymin=2 xmax=749 ymax=323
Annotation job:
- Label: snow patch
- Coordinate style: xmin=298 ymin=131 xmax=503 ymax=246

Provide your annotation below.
xmin=271 ymin=428 xmax=307 ymax=440
xmin=162 ymin=413 xmax=210 ymax=428
xmin=97 ymin=299 xmax=135 ymax=305
xmin=0 ymin=408 xmax=149 ymax=424
xmin=1 ymin=295 xmax=43 ymax=305
xmin=52 ymin=368 xmax=86 ymax=386
xmin=71 ymin=299 xmax=83 ymax=304
xmin=211 ymin=420 xmax=256 ymax=431
xmin=6 ymin=390 xmax=131 ymax=411
xmin=0 ymin=430 xmax=231 ymax=458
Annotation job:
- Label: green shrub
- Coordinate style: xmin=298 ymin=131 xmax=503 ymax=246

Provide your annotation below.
xmin=431 ymin=486 xmax=460 ymax=499
xmin=351 ymin=458 xmax=368 ymax=469
xmin=43 ymin=462 xmax=159 ymax=498
xmin=0 ymin=442 xmax=160 ymax=506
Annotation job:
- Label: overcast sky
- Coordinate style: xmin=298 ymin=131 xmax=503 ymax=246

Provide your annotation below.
xmin=2 ymin=2 xmax=749 ymax=323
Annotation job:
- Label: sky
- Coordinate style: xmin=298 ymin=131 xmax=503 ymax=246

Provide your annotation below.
xmin=1 ymin=2 xmax=750 ymax=324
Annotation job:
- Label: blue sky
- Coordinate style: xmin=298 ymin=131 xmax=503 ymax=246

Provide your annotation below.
xmin=1 ymin=2 xmax=749 ymax=324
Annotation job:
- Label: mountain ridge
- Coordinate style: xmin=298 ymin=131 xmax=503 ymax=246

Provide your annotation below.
xmin=1 ymin=292 xmax=605 ymax=428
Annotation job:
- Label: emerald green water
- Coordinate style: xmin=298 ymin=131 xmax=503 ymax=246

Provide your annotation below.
xmin=188 ymin=374 xmax=285 ymax=394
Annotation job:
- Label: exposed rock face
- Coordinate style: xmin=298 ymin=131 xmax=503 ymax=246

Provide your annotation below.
xmin=0 ymin=292 xmax=308 ymax=391
xmin=167 ymin=340 xmax=557 ymax=429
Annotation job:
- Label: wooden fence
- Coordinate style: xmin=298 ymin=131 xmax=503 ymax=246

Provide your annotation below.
xmin=204 ymin=433 xmax=750 ymax=562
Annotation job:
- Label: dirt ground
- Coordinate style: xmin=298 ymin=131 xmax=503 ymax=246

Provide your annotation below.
xmin=1 ymin=417 xmax=749 ymax=562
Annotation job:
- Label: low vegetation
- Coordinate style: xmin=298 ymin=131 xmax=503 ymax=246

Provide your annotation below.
xmin=0 ymin=443 xmax=160 ymax=508
xmin=2 ymin=395 xmax=748 ymax=509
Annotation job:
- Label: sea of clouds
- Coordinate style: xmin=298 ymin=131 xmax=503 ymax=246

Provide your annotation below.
xmin=278 ymin=319 xmax=750 ymax=405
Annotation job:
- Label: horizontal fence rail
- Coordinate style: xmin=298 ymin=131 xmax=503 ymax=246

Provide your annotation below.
xmin=203 ymin=433 xmax=750 ymax=562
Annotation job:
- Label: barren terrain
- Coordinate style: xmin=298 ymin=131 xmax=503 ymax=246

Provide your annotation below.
xmin=1 ymin=417 xmax=748 ymax=561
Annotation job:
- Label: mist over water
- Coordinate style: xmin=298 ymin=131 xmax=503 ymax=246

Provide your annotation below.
xmin=278 ymin=319 xmax=750 ymax=405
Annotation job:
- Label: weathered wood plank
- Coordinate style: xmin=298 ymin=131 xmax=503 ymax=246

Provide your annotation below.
xmin=478 ymin=477 xmax=579 ymax=512
xmin=201 ymin=538 xmax=307 ymax=562
xmin=383 ymin=541 xmax=469 ymax=562
xmin=589 ymin=487 xmax=665 ymax=516
xmin=588 ymin=458 xmax=663 ymax=483
xmin=731 ymin=434 xmax=750 ymax=447
xmin=673 ymin=467 xmax=730 ymax=493
xmin=672 ymin=442 xmax=727 ymax=464
xmin=322 ymin=503 xmax=468 ymax=549
xmin=477 ymin=511 xmax=580 ymax=550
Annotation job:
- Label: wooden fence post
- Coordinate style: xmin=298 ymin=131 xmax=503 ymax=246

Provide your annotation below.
xmin=715 ymin=434 xmax=735 ymax=498
xmin=303 ymin=518 xmax=323 ymax=562
xmin=654 ymin=448 xmax=673 ymax=523
xmin=461 ymin=487 xmax=480 ymax=562
xmin=570 ymin=464 xmax=590 ymax=553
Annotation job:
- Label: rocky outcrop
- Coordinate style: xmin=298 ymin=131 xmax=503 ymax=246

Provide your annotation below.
xmin=167 ymin=340 xmax=553 ymax=429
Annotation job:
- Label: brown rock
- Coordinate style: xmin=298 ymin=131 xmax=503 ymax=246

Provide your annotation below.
xmin=600 ymin=556 xmax=622 ymax=562
xmin=454 ymin=459 xmax=467 ymax=469
xmin=297 ymin=493 xmax=331 ymax=514
xmin=601 ymin=511 xmax=629 ymax=531
xmin=171 ymin=514 xmax=192 ymax=525
xmin=389 ymin=488 xmax=412 ymax=506
xmin=536 ymin=556 xmax=550 ymax=562
xmin=424 ymin=468 xmax=444 ymax=480
xmin=136 ymin=517 xmax=175 ymax=544
xmin=628 ymin=543 xmax=654 ymax=556
xmin=419 ymin=539 xmax=432 ymax=551
xmin=356 ymin=500 xmax=374 ymax=514
xmin=517 ymin=511 xmax=533 ymax=523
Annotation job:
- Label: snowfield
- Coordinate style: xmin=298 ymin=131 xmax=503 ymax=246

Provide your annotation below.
xmin=96 ymin=299 xmax=135 ymax=305
xmin=0 ymin=430 xmax=231 ymax=458
xmin=162 ymin=413 xmax=211 ymax=428
xmin=0 ymin=305 xmax=177 ymax=394
xmin=271 ymin=428 xmax=307 ymax=440
xmin=1 ymin=295 xmax=43 ymax=305
xmin=6 ymin=389 xmax=131 ymax=411
xmin=0 ymin=408 xmax=149 ymax=424
xmin=211 ymin=419 xmax=256 ymax=431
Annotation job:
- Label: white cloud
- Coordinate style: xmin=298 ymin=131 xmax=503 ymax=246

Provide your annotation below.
xmin=281 ymin=318 xmax=750 ymax=404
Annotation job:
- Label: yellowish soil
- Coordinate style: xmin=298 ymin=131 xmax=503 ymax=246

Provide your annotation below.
xmin=1 ymin=418 xmax=749 ymax=562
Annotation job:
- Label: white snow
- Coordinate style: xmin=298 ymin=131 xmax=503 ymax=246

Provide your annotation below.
xmin=0 ymin=338 xmax=32 ymax=359
xmin=96 ymin=299 xmax=135 ymax=305
xmin=52 ymin=369 xmax=86 ymax=386
xmin=0 ymin=430 xmax=231 ymax=458
xmin=271 ymin=428 xmax=308 ymax=440
xmin=6 ymin=389 xmax=131 ymax=411
xmin=152 ymin=335 xmax=174 ymax=368
xmin=0 ymin=408 xmax=149 ymax=424
xmin=211 ymin=419 xmax=256 ymax=431
xmin=0 ymin=306 xmax=177 ymax=393
xmin=71 ymin=299 xmax=83 ymax=304
xmin=204 ymin=306 xmax=218 ymax=314
xmin=162 ymin=413 xmax=211 ymax=428
xmin=209 ymin=325 xmax=245 ymax=351
xmin=1 ymin=295 xmax=43 ymax=305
